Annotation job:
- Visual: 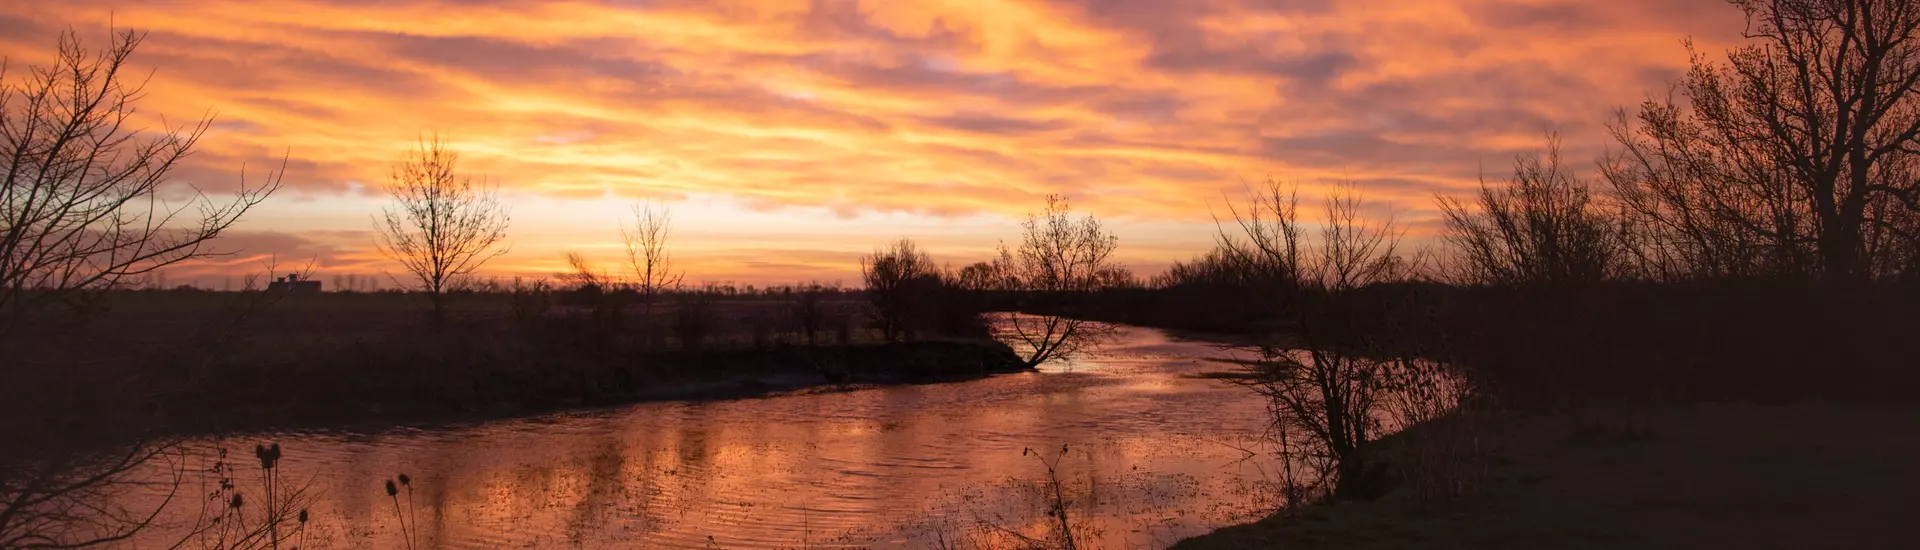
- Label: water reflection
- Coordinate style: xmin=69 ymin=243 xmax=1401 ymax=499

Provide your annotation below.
xmin=129 ymin=324 xmax=1279 ymax=549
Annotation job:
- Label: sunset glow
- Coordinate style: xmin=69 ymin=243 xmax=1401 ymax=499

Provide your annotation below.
xmin=0 ymin=0 xmax=1748 ymax=285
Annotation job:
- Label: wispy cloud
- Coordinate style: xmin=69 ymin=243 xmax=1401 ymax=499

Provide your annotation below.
xmin=0 ymin=0 xmax=1749 ymax=282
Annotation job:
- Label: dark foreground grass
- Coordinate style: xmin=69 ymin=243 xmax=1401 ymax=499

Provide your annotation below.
xmin=1174 ymin=402 xmax=1920 ymax=550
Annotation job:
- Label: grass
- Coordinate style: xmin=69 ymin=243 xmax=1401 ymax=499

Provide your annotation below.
xmin=0 ymin=289 xmax=1018 ymax=444
xmin=1173 ymin=401 xmax=1920 ymax=549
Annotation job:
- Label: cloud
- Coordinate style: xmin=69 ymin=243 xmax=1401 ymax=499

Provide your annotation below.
xmin=0 ymin=0 xmax=1754 ymax=282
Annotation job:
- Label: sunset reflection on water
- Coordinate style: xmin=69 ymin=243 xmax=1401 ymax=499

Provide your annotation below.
xmin=132 ymin=325 xmax=1278 ymax=549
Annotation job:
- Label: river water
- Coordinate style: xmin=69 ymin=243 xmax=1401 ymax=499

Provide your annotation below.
xmin=131 ymin=324 xmax=1283 ymax=549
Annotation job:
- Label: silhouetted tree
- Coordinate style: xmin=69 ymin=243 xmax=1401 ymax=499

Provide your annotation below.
xmin=0 ymin=30 xmax=293 ymax=547
xmin=1603 ymin=0 xmax=1920 ymax=283
xmin=374 ymin=136 xmax=510 ymax=323
xmin=1214 ymin=181 xmax=1311 ymax=291
xmin=1440 ymin=135 xmax=1629 ymax=285
xmin=862 ymin=238 xmax=938 ymax=341
xmin=0 ymin=29 xmax=281 ymax=336
xmin=995 ymin=195 xmax=1122 ymax=366
xmin=788 ymin=281 xmax=832 ymax=346
xmin=1 ymin=440 xmax=314 ymax=550
xmin=561 ymin=252 xmax=607 ymax=293
xmin=1152 ymin=248 xmax=1257 ymax=289
xmin=1225 ymin=183 xmax=1431 ymax=498
xmin=561 ymin=252 xmax=625 ymax=338
xmin=622 ymin=202 xmax=682 ymax=320
xmin=951 ymin=261 xmax=1008 ymax=292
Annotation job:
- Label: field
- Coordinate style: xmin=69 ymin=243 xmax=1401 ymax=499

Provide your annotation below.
xmin=1175 ymin=402 xmax=1920 ymax=549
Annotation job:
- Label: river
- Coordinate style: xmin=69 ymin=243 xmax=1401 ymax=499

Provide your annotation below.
xmin=126 ymin=323 xmax=1281 ymax=549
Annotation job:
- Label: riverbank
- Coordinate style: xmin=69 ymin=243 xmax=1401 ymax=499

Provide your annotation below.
xmin=1 ymin=290 xmax=1027 ymax=446
xmin=1174 ymin=402 xmax=1920 ymax=549
xmin=154 ymin=338 xmax=1031 ymax=437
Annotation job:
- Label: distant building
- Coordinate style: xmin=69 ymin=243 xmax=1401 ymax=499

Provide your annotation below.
xmin=267 ymin=273 xmax=322 ymax=294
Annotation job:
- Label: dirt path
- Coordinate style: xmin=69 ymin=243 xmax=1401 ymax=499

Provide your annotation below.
xmin=1175 ymin=402 xmax=1920 ymax=549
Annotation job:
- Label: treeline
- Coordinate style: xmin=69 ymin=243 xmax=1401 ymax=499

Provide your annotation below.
xmin=1110 ymin=0 xmax=1920 ymax=414
xmin=486 ymin=193 xmax=1127 ymax=364
xmin=1076 ymin=140 xmax=1920 ymax=500
xmin=1109 ymin=135 xmax=1920 ymax=413
xmin=1048 ymin=0 xmax=1920 ymax=501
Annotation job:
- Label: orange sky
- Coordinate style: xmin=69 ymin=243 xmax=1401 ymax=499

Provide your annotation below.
xmin=0 ymin=0 xmax=1749 ymax=287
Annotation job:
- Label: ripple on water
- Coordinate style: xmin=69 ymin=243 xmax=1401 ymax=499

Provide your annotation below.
xmin=112 ymin=324 xmax=1286 ymax=549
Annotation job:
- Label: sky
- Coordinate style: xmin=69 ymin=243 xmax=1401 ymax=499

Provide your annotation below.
xmin=0 ymin=0 xmax=1750 ymax=287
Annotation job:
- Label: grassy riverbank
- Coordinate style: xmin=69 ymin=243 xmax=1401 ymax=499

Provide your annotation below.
xmin=143 ymin=338 xmax=1028 ymax=436
xmin=1175 ymin=402 xmax=1920 ymax=549
xmin=2 ymin=289 xmax=1023 ymax=444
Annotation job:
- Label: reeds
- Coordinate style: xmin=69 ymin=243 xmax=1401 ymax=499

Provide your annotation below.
xmin=384 ymin=472 xmax=420 ymax=550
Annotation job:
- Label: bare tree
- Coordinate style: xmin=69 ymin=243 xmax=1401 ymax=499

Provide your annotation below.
xmin=0 ymin=29 xmax=281 ymax=335
xmin=560 ymin=252 xmax=626 ymax=340
xmin=1152 ymin=247 xmax=1259 ymax=289
xmin=0 ymin=443 xmax=179 ymax=550
xmin=951 ymin=261 xmax=1008 ymax=292
xmin=3 ymin=254 xmax=316 ymax=550
xmin=373 ymin=136 xmax=509 ymax=322
xmin=622 ymin=202 xmax=682 ymax=320
xmin=788 ymin=281 xmax=833 ymax=346
xmin=0 ymin=30 xmax=291 ymax=546
xmin=995 ymin=195 xmax=1122 ymax=366
xmin=861 ymin=238 xmax=938 ymax=342
xmin=1223 ymin=183 xmax=1431 ymax=498
xmin=561 ymin=252 xmax=609 ymax=293
xmin=0 ymin=441 xmax=314 ymax=550
xmin=1603 ymin=0 xmax=1920 ymax=283
xmin=1213 ymin=180 xmax=1310 ymax=294
xmin=1440 ymin=135 xmax=1629 ymax=285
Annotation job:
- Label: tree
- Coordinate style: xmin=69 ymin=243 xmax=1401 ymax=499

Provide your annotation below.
xmin=995 ymin=195 xmax=1122 ymax=366
xmin=788 ymin=281 xmax=835 ymax=346
xmin=1440 ymin=135 xmax=1629 ymax=285
xmin=559 ymin=251 xmax=626 ymax=342
xmin=0 ymin=29 xmax=280 ymax=335
xmin=373 ymin=136 xmax=509 ymax=322
xmin=561 ymin=251 xmax=609 ymax=294
xmin=1221 ymin=183 xmax=1432 ymax=498
xmin=861 ymin=238 xmax=938 ymax=342
xmin=0 ymin=29 xmax=299 ymax=548
xmin=951 ymin=261 xmax=1008 ymax=292
xmin=0 ymin=440 xmax=313 ymax=550
xmin=1153 ymin=247 xmax=1257 ymax=288
xmin=1603 ymin=0 xmax=1920 ymax=283
xmin=622 ymin=202 xmax=682 ymax=319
